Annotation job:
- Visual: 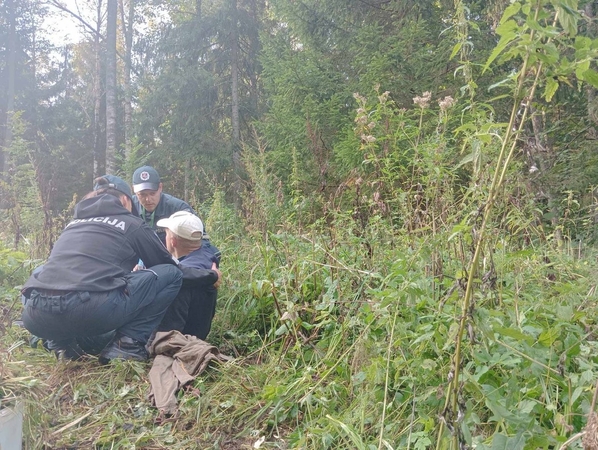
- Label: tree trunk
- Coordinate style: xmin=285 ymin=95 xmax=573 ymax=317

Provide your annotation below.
xmin=585 ymin=3 xmax=598 ymax=136
xmin=230 ymin=0 xmax=242 ymax=206
xmin=120 ymin=0 xmax=134 ymax=162
xmin=184 ymin=156 xmax=190 ymax=202
xmin=105 ymin=0 xmax=118 ymax=174
xmin=1 ymin=0 xmax=17 ymax=174
xmin=31 ymin=15 xmax=54 ymax=253
xmin=93 ymin=0 xmax=105 ymax=178
xmin=247 ymin=0 xmax=260 ymax=118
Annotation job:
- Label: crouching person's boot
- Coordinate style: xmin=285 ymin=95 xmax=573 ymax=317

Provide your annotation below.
xmin=44 ymin=339 xmax=86 ymax=361
xmin=98 ymin=334 xmax=149 ymax=364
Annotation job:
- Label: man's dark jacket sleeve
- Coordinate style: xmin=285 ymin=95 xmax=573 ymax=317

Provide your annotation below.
xmin=179 ymin=266 xmax=219 ymax=287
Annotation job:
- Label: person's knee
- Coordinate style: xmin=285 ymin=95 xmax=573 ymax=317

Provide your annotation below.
xmin=150 ymin=264 xmax=183 ymax=281
xmin=149 ymin=264 xmax=183 ymax=302
xmin=163 ymin=265 xmax=183 ymax=288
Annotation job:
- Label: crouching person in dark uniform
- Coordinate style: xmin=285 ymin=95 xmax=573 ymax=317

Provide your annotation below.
xmin=21 ymin=175 xmax=183 ymax=364
xmin=155 ymin=211 xmax=221 ymax=340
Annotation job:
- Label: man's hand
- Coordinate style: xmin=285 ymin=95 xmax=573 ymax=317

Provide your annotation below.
xmin=212 ymin=262 xmax=222 ymax=289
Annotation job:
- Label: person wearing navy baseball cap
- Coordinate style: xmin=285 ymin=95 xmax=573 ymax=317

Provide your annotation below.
xmin=131 ymin=164 xmax=220 ymax=275
xmin=21 ymin=174 xmax=183 ymax=364
xmin=132 ymin=166 xmax=196 ymax=239
xmin=132 ymin=165 xmax=161 ymax=191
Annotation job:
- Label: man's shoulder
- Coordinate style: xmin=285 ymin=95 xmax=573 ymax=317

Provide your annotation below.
xmin=180 ymin=246 xmax=215 ymax=269
xmin=158 ymin=193 xmax=194 ymax=216
xmin=123 ymin=213 xmax=146 ymax=227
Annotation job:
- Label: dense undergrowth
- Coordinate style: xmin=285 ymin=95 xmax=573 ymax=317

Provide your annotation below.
xmin=2 ymin=202 xmax=598 ymax=449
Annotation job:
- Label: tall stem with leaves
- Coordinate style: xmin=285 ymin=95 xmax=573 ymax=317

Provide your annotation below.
xmin=436 ymin=0 xmax=560 ymax=447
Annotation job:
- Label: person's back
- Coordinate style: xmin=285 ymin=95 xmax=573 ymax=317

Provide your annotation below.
xmin=21 ymin=175 xmax=183 ymax=363
xmin=154 ymin=212 xmax=222 ymax=340
xmin=177 ymin=241 xmax=221 ymax=339
xmin=27 ymin=194 xmax=168 ymax=292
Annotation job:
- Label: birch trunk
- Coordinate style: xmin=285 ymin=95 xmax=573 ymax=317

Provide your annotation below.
xmin=105 ymin=0 xmax=118 ymax=174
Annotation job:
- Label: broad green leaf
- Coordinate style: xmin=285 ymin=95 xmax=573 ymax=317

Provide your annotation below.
xmin=450 ymin=42 xmax=462 ymax=60
xmin=461 ymin=421 xmax=473 ymax=445
xmin=535 ymin=42 xmax=560 ymax=65
xmin=539 ymin=327 xmax=560 ymax=346
xmin=490 ymin=432 xmax=526 ymax=450
xmin=455 ymin=152 xmax=474 ymax=169
xmin=526 ymin=17 xmax=545 ymax=32
xmin=575 ymin=59 xmax=591 ymax=81
xmin=495 ymin=18 xmax=519 ymax=36
xmin=570 ymin=386 xmax=584 ymax=405
xmin=478 ymin=133 xmax=492 ymax=144
xmin=500 ymin=2 xmax=521 ymax=25
xmin=485 ymin=397 xmax=519 ymax=423
xmin=300 ymin=321 xmax=314 ymax=330
xmin=581 ymin=369 xmax=594 ymax=384
xmin=526 ymin=435 xmax=551 ymax=448
xmin=556 ymin=305 xmax=573 ymax=320
xmin=519 ymin=400 xmax=537 ymax=415
xmin=556 ymin=0 xmax=579 ymax=36
xmin=492 ymin=325 xmax=535 ymax=344
xmin=484 ymin=22 xmax=518 ymax=73
xmin=421 ymin=359 xmax=436 ymax=370
xmin=412 ymin=331 xmax=435 ymax=345
xmin=574 ymin=35 xmax=591 ymax=52
xmin=544 ymin=77 xmax=559 ymax=102
xmin=546 ymin=42 xmax=560 ymax=59
xmin=274 ymin=323 xmax=290 ymax=336
xmin=470 ymin=364 xmax=490 ymax=382
xmin=581 ymin=69 xmax=598 ymax=88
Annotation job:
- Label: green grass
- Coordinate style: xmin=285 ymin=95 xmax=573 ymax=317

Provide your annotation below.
xmin=3 ymin=226 xmax=598 ymax=449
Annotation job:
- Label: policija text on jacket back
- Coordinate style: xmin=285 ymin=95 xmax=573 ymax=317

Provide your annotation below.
xmin=20 ymin=175 xmax=184 ymax=364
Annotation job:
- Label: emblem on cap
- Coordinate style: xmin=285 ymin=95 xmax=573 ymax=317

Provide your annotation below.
xmin=140 ymin=171 xmax=150 ymax=181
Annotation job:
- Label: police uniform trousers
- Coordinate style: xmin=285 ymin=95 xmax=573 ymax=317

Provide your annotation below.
xmin=22 ymin=264 xmax=182 ymax=345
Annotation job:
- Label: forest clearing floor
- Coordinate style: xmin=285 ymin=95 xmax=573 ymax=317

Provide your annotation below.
xmin=1 ymin=313 xmax=286 ymax=450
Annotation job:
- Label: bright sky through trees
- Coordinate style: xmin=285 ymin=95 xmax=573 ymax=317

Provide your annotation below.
xmin=44 ymin=0 xmax=86 ymax=45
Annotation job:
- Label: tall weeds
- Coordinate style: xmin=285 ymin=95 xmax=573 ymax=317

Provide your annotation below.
xmin=217 ymin=0 xmax=598 ymax=448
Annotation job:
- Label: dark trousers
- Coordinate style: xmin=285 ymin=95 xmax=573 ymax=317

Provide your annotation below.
xmin=157 ymin=286 xmax=217 ymax=340
xmin=22 ymin=264 xmax=182 ymax=344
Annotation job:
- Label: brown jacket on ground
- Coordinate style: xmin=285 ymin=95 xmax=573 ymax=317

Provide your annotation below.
xmin=148 ymin=330 xmax=232 ymax=415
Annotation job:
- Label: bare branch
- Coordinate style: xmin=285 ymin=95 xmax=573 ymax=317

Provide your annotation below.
xmin=43 ymin=0 xmax=103 ymax=41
